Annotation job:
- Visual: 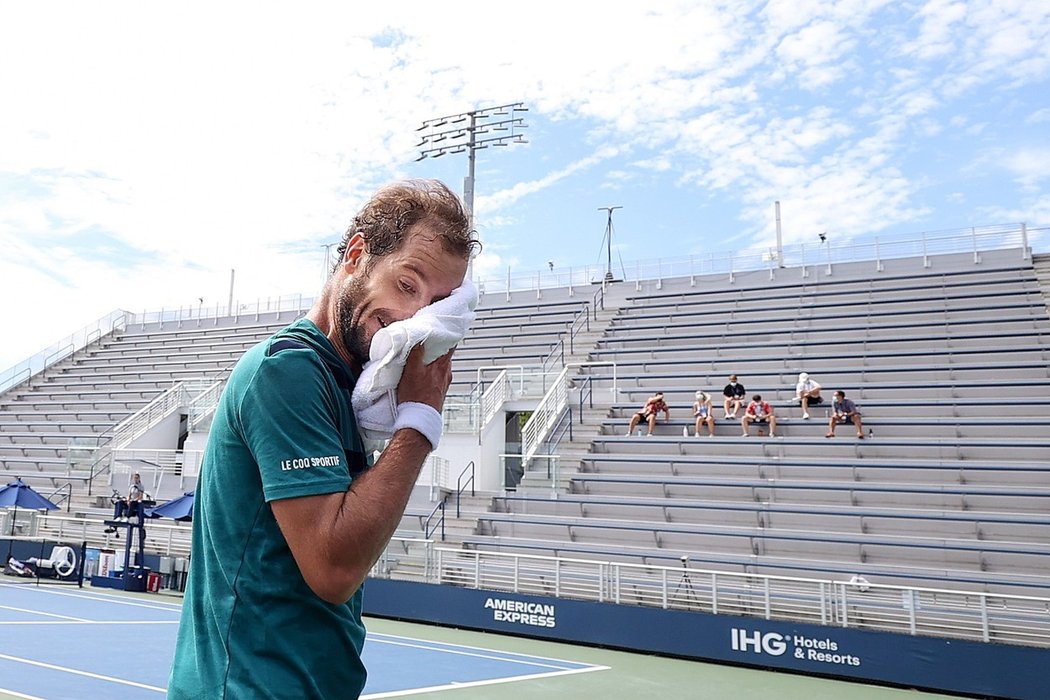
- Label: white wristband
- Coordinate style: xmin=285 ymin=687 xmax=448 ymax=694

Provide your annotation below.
xmin=393 ymin=402 xmax=443 ymax=450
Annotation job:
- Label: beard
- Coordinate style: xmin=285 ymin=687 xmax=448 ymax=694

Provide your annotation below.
xmin=336 ymin=274 xmax=371 ymax=367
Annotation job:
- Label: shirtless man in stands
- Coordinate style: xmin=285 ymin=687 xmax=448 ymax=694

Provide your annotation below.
xmin=626 ymin=391 xmax=670 ymax=436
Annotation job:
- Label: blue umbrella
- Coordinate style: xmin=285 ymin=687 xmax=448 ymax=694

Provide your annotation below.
xmin=0 ymin=478 xmax=59 ymax=511
xmin=0 ymin=478 xmax=59 ymax=551
xmin=146 ymin=490 xmax=195 ymax=522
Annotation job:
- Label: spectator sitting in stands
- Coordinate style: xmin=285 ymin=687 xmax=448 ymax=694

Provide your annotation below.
xmin=692 ymin=390 xmax=715 ymax=438
xmin=626 ymin=391 xmax=670 ymax=437
xmin=742 ymin=394 xmax=777 ymax=437
xmin=722 ymin=374 xmax=746 ymax=419
xmin=794 ymin=372 xmax=823 ymax=420
xmin=126 ymin=472 xmax=145 ymax=522
xmin=826 ymin=390 xmax=864 ymax=439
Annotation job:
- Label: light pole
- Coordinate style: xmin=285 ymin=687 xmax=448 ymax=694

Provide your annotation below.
xmin=417 ymin=102 xmax=529 ymax=277
xmin=321 ymin=243 xmax=336 ymax=280
xmin=598 ymin=206 xmax=623 ymax=283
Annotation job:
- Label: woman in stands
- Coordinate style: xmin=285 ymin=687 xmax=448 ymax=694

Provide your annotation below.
xmin=693 ymin=390 xmax=715 ymax=437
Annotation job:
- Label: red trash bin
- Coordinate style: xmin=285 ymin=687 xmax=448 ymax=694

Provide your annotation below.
xmin=146 ymin=572 xmax=162 ymax=593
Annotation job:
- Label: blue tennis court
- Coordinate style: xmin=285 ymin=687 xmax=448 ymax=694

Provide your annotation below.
xmin=0 ymin=584 xmax=606 ymax=699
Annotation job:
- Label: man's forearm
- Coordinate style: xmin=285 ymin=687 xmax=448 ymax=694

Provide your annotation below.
xmin=278 ymin=427 xmax=433 ymax=605
xmin=335 ymin=429 xmax=431 ymax=575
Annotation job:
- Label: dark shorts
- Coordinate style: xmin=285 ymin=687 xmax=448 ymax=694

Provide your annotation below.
xmin=635 ymin=412 xmax=654 ymax=421
xmin=835 ymin=416 xmax=855 ymax=425
xmin=749 ymin=416 xmax=770 ymax=423
xmin=806 ymin=395 xmax=823 ymax=404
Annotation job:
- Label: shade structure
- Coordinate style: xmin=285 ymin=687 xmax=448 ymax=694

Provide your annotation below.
xmin=0 ymin=479 xmax=59 ymax=512
xmin=146 ymin=491 xmax=195 ymax=522
xmin=1 ymin=479 xmax=59 ymax=557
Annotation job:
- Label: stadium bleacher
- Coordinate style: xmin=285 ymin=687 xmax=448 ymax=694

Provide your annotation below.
xmin=459 ymin=248 xmax=1050 ymax=596
xmin=1 ymin=243 xmax=1048 ymax=602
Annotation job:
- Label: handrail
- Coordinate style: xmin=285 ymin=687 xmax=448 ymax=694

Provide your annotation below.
xmin=43 ymin=483 xmax=74 ymax=512
xmin=591 ymin=281 xmax=605 ymax=320
xmin=539 ymin=338 xmax=564 ymax=391
xmin=188 ymin=377 xmax=228 ymax=431
xmin=536 ymin=299 xmax=591 ymax=384
xmin=578 ymin=376 xmax=595 ymax=422
xmin=455 ymin=461 xmax=475 ymax=518
xmin=110 ymin=383 xmax=188 ymax=448
xmin=423 ymin=499 xmax=445 ymax=541
xmin=431 ymin=547 xmax=1050 ymax=648
xmin=44 ymin=343 xmax=74 ymax=367
xmin=0 ymin=309 xmax=128 ymax=395
xmin=473 ymin=224 xmax=1042 ymax=295
xmin=567 ymin=360 xmax=619 ymax=398
xmin=539 ymin=407 xmax=573 ymax=481
xmin=520 ymin=366 xmax=571 ymax=469
xmin=477 ymin=371 xmax=509 ymax=436
xmin=566 ymin=303 xmax=591 ymax=354
xmin=129 ymin=293 xmax=315 ymax=330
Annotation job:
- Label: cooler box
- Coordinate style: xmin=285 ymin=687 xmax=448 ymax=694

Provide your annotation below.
xmin=146 ymin=571 xmax=162 ymax=593
xmin=124 ymin=566 xmax=149 ymax=593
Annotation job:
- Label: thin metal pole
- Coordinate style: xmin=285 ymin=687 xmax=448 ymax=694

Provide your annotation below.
xmin=775 ymin=201 xmax=784 ymax=267
xmin=465 ymin=112 xmax=477 ymax=279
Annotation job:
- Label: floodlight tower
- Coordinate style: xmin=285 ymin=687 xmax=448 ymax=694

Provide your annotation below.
xmin=598 ymin=206 xmax=623 ymax=282
xmin=417 ymin=102 xmax=529 ymax=275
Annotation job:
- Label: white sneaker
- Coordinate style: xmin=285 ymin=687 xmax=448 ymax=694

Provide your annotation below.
xmin=802 ymin=412 xmax=810 ymax=420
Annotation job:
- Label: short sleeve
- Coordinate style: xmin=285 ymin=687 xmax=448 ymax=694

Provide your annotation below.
xmin=236 ymin=348 xmax=352 ymax=502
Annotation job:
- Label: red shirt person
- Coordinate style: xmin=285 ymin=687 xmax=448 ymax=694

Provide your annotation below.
xmin=626 ymin=392 xmax=670 ymax=436
xmin=742 ymin=395 xmax=777 ymax=437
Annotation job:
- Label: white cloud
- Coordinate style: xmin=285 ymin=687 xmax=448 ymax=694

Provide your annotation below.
xmin=1004 ymin=149 xmax=1050 ymax=190
xmin=1026 ymin=108 xmax=1050 ymax=124
xmin=1 ymin=1 xmax=1049 ymax=368
xmin=479 ymin=147 xmax=621 ymax=213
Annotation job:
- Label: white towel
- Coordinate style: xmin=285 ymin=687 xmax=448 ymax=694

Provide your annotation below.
xmin=351 ymin=278 xmax=478 ymax=443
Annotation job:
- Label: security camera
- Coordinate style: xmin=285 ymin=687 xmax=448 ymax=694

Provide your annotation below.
xmin=818 ymin=232 xmax=827 ymax=243
xmin=680 ymin=554 xmax=689 ymax=563
xmin=547 ymin=260 xmax=554 ymax=271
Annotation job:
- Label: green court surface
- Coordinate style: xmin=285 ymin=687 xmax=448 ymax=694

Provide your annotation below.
xmin=0 ymin=585 xmax=959 ymax=700
xmin=359 ymin=617 xmax=957 ymax=700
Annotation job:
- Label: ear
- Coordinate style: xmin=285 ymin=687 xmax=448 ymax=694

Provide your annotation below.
xmin=342 ymin=233 xmax=367 ymax=273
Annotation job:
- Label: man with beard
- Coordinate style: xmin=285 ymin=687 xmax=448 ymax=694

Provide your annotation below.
xmin=169 ymin=180 xmax=476 ymax=699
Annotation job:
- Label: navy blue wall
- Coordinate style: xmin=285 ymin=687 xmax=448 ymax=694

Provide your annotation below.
xmin=364 ymin=579 xmax=1044 ymax=700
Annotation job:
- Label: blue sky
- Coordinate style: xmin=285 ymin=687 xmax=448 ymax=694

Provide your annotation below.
xmin=1 ymin=1 xmax=1049 ymax=370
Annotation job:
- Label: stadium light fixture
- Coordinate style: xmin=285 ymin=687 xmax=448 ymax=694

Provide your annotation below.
xmin=598 ymin=206 xmax=624 ymax=283
xmin=417 ymin=102 xmax=530 ymax=276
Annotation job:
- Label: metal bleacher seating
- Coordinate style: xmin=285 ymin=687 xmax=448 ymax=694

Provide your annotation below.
xmin=462 ymin=249 xmax=1050 ymax=596
xmin=4 ymin=245 xmax=1049 ymax=598
xmin=0 ymin=316 xmax=294 ymax=551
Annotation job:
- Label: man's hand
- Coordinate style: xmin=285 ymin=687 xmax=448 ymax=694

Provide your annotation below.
xmin=396 ymin=344 xmax=454 ymax=411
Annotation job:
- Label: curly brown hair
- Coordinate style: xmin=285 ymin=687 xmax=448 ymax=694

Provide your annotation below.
xmin=332 ymin=179 xmax=480 ymax=275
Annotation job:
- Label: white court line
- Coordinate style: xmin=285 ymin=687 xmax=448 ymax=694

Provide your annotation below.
xmin=370 ymin=637 xmax=593 ymax=671
xmin=0 ymin=653 xmax=166 ymax=693
xmin=1 ymin=585 xmax=183 ymax=613
xmin=0 ymin=686 xmax=46 ymax=700
xmin=0 ymin=605 xmax=87 ymax=622
xmin=368 ymin=631 xmax=600 ymax=667
xmin=0 ymin=625 xmax=176 ymax=629
xmin=362 ymin=665 xmax=608 ymax=699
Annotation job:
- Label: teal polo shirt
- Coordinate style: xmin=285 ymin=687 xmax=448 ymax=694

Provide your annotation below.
xmin=169 ymin=319 xmax=369 ymax=699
